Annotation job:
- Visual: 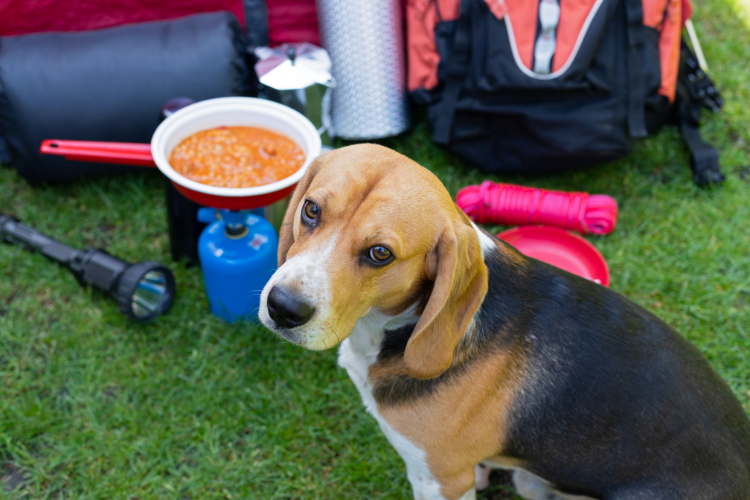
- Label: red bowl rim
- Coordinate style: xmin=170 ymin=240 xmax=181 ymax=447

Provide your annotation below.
xmin=497 ymin=225 xmax=610 ymax=287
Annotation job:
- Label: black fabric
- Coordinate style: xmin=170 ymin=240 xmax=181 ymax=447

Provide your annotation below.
xmin=675 ymin=42 xmax=724 ymax=185
xmin=422 ymin=0 xmax=629 ymax=174
xmin=680 ymin=118 xmax=723 ymax=185
xmin=0 ymin=125 xmax=9 ymax=164
xmin=624 ymin=0 xmax=647 ymax=138
xmin=243 ymin=0 xmax=269 ymax=47
xmin=0 ymin=12 xmax=251 ymax=184
xmin=416 ymin=0 xmax=724 ymax=183
xmin=432 ymin=0 xmax=473 ymax=144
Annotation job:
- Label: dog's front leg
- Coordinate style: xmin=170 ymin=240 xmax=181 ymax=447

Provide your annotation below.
xmin=378 ymin=426 xmax=476 ymax=500
xmin=409 ymin=485 xmax=474 ymax=500
xmin=405 ymin=470 xmax=476 ymax=500
xmin=395 ymin=449 xmax=477 ymax=500
xmin=512 ymin=470 xmax=597 ymax=500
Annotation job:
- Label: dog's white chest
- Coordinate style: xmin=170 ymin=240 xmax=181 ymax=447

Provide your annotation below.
xmin=336 ymin=311 xmax=406 ymax=422
xmin=337 ymin=313 xmax=449 ymax=500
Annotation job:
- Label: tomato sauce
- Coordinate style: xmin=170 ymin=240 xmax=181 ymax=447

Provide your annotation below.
xmin=168 ymin=126 xmax=305 ymax=188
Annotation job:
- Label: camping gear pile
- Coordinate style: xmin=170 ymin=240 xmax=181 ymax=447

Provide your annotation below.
xmin=0 ymin=0 xmax=727 ymax=321
xmin=458 ymin=181 xmax=616 ymax=287
xmin=41 ymin=97 xmax=321 ymax=322
xmin=0 ymin=12 xmax=251 ymax=184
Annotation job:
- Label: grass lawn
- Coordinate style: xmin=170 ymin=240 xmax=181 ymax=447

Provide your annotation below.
xmin=1 ymin=0 xmax=749 ymax=497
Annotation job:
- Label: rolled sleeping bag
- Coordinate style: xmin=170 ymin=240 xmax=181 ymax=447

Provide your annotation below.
xmin=0 ymin=12 xmax=251 ymax=184
xmin=315 ymin=0 xmax=410 ymax=140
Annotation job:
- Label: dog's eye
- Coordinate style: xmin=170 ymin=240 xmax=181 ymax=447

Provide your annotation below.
xmin=368 ymin=246 xmax=393 ymax=264
xmin=302 ymin=200 xmax=320 ymax=224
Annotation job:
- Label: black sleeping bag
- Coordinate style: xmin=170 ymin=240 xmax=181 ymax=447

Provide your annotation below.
xmin=0 ymin=12 xmax=251 ymax=184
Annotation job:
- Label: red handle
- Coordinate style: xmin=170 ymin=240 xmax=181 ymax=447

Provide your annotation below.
xmin=40 ymin=140 xmax=157 ymax=167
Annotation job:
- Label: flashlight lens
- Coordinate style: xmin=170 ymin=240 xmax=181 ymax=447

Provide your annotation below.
xmin=131 ymin=270 xmax=169 ymax=319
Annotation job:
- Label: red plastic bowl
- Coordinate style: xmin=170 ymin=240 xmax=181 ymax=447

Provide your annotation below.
xmin=497 ymin=226 xmax=610 ymax=287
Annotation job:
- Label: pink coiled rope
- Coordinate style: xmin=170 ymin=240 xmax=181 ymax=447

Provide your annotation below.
xmin=456 ymin=181 xmax=618 ymax=235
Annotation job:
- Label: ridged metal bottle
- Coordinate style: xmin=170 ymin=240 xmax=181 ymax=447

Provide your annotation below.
xmin=315 ymin=0 xmax=411 ymax=140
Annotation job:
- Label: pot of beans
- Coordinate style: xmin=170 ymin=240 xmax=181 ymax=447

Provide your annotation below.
xmin=40 ymin=97 xmax=322 ymax=210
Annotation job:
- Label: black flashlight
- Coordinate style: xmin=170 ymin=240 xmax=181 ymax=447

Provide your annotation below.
xmin=0 ymin=214 xmax=175 ymax=321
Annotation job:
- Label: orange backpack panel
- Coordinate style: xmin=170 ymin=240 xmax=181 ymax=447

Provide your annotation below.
xmin=407 ymin=0 xmax=693 ymax=101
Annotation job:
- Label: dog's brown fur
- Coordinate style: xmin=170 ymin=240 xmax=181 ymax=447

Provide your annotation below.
xmin=275 ymin=144 xmax=489 ymax=378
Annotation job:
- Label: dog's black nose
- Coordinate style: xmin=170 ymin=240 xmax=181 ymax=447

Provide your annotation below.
xmin=266 ymin=285 xmax=315 ymax=328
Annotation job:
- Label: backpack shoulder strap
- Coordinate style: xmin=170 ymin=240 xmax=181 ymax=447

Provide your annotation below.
xmin=679 ymin=117 xmax=724 ymax=185
xmin=676 ymin=40 xmax=725 ymax=185
xmin=625 ymin=0 xmax=648 ymax=138
xmin=432 ymin=0 xmax=474 ymax=144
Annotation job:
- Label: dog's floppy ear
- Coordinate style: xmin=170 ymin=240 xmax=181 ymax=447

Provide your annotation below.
xmin=404 ymin=217 xmax=488 ymax=379
xmin=277 ymin=157 xmax=323 ymax=265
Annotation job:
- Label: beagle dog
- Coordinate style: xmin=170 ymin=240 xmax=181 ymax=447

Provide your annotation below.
xmin=258 ymin=144 xmax=750 ymax=500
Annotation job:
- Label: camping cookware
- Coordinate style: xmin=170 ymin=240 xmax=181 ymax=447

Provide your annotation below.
xmin=39 ymin=97 xmax=320 ymax=323
xmin=255 ymin=43 xmax=335 ymax=146
xmin=40 ymin=97 xmax=322 ymax=210
xmin=196 ymin=208 xmax=278 ymax=323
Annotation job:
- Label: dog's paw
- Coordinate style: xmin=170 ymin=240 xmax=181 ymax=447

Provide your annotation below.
xmin=474 ymin=463 xmax=491 ymax=491
xmin=512 ymin=470 xmax=556 ymax=500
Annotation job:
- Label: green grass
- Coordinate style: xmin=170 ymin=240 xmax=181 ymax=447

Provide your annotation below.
xmin=1 ymin=0 xmax=750 ymax=497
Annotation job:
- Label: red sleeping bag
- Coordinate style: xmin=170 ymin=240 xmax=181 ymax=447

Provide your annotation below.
xmin=0 ymin=0 xmax=247 ymax=35
xmin=0 ymin=0 xmax=322 ymax=47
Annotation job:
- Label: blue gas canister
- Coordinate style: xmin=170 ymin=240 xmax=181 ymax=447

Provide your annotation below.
xmin=197 ymin=209 xmax=278 ymax=323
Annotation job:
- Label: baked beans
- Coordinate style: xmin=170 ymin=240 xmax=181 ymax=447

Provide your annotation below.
xmin=169 ymin=126 xmax=305 ymax=188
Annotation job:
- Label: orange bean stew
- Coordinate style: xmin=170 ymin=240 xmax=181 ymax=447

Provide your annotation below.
xmin=168 ymin=126 xmax=305 ymax=188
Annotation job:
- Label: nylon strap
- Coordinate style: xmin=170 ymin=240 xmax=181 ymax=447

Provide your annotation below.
xmin=679 ymin=118 xmax=723 ymax=185
xmin=432 ymin=0 xmax=474 ymax=144
xmin=677 ymin=83 xmax=725 ymax=185
xmin=0 ymin=135 xmax=10 ymax=164
xmin=625 ymin=0 xmax=647 ymax=138
xmin=676 ymin=40 xmax=725 ymax=185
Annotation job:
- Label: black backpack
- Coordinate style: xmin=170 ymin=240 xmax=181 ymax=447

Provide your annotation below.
xmin=406 ymin=0 xmax=724 ymax=184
